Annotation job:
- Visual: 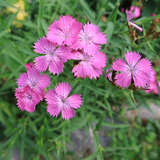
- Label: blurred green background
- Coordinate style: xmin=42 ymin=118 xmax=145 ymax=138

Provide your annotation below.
xmin=0 ymin=0 xmax=160 ymax=159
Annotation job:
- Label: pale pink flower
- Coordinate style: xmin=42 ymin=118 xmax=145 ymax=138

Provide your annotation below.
xmin=72 ymin=23 xmax=106 ymax=54
xmin=47 ymin=16 xmax=82 ymax=46
xmin=126 ymin=6 xmax=142 ymax=32
xmin=45 ymin=82 xmax=82 ymax=120
xmin=152 ymin=13 xmax=156 ymax=16
xmin=33 ymin=37 xmax=70 ymax=75
xmin=112 ymin=52 xmax=152 ymax=88
xmin=145 ymin=69 xmax=158 ymax=94
xmin=15 ymin=86 xmax=40 ymax=113
xmin=71 ymin=51 xmax=106 ymax=79
xmin=17 ymin=63 xmax=50 ymax=100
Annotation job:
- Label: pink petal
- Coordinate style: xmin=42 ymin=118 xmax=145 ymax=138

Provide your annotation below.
xmin=62 ymin=107 xmax=75 ymax=120
xmin=115 ymin=72 xmax=131 ymax=88
xmin=133 ymin=59 xmax=152 ymax=88
xmin=38 ymin=74 xmax=50 ymax=89
xmin=125 ymin=51 xmax=141 ymax=67
xmin=45 ymin=89 xmax=57 ymax=105
xmin=105 ymin=68 xmax=113 ymax=82
xmin=47 ymin=104 xmax=61 ymax=117
xmin=66 ymin=94 xmax=82 ymax=109
xmin=48 ymin=58 xmax=64 ymax=75
xmin=17 ymin=73 xmax=28 ymax=88
xmin=129 ymin=21 xmax=143 ymax=32
xmin=33 ymin=37 xmax=56 ymax=54
xmin=112 ymin=59 xmax=128 ymax=72
xmin=72 ymin=62 xmax=103 ymax=79
xmin=91 ymin=52 xmax=107 ymax=69
xmin=55 ymin=82 xmax=71 ymax=98
xmin=34 ymin=56 xmax=49 ymax=72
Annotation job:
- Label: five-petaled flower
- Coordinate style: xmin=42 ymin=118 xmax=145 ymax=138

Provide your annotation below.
xmin=70 ymin=51 xmax=106 ymax=79
xmin=45 ymin=82 xmax=82 ymax=120
xmin=33 ymin=37 xmax=71 ymax=75
xmin=112 ymin=52 xmax=152 ymax=88
xmin=47 ymin=15 xmax=82 ymax=46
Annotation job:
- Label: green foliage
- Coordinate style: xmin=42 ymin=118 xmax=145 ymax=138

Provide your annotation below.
xmin=0 ymin=0 xmax=160 ymax=159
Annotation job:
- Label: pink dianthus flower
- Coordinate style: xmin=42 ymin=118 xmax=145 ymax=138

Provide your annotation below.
xmin=17 ymin=63 xmax=50 ymax=100
xmin=47 ymin=15 xmax=82 ymax=46
xmin=15 ymin=86 xmax=41 ymax=113
xmin=33 ymin=37 xmax=70 ymax=75
xmin=126 ymin=6 xmax=142 ymax=32
xmin=105 ymin=68 xmax=113 ymax=82
xmin=45 ymin=82 xmax=82 ymax=120
xmin=71 ymin=51 xmax=106 ymax=79
xmin=112 ymin=52 xmax=152 ymax=88
xmin=72 ymin=23 xmax=106 ymax=55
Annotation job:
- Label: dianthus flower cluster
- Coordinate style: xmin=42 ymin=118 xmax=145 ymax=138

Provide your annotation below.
xmin=15 ymin=14 xmax=159 ymax=120
xmin=15 ymin=15 xmax=107 ymax=119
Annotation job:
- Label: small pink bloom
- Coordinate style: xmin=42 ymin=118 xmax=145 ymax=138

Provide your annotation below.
xmin=47 ymin=16 xmax=82 ymax=46
xmin=105 ymin=68 xmax=113 ymax=82
xmin=17 ymin=63 xmax=50 ymax=100
xmin=152 ymin=13 xmax=156 ymax=16
xmin=145 ymin=70 xmax=158 ymax=94
xmin=112 ymin=52 xmax=152 ymax=88
xmin=129 ymin=6 xmax=141 ymax=18
xmin=126 ymin=6 xmax=142 ymax=32
xmin=72 ymin=23 xmax=106 ymax=55
xmin=71 ymin=51 xmax=106 ymax=79
xmin=45 ymin=82 xmax=82 ymax=120
xmin=33 ymin=37 xmax=70 ymax=75
xmin=15 ymin=86 xmax=40 ymax=113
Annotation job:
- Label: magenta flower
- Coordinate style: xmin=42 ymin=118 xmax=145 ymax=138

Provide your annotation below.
xmin=15 ymin=86 xmax=41 ymax=113
xmin=72 ymin=23 xmax=106 ymax=55
xmin=126 ymin=6 xmax=142 ymax=32
xmin=17 ymin=63 xmax=50 ymax=100
xmin=71 ymin=51 xmax=106 ymax=79
xmin=33 ymin=37 xmax=70 ymax=75
xmin=145 ymin=70 xmax=159 ymax=94
xmin=45 ymin=82 xmax=82 ymax=120
xmin=127 ymin=6 xmax=141 ymax=18
xmin=112 ymin=52 xmax=152 ymax=88
xmin=47 ymin=16 xmax=82 ymax=46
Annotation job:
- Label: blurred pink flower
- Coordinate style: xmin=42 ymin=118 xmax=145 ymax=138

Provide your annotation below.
xmin=45 ymin=82 xmax=82 ymax=120
xmin=72 ymin=23 xmax=106 ymax=55
xmin=145 ymin=69 xmax=158 ymax=94
xmin=47 ymin=16 xmax=82 ymax=46
xmin=71 ymin=51 xmax=106 ymax=79
xmin=17 ymin=63 xmax=50 ymax=100
xmin=33 ymin=37 xmax=70 ymax=75
xmin=112 ymin=52 xmax=152 ymax=88
xmin=15 ymin=86 xmax=41 ymax=113
xmin=158 ymin=81 xmax=160 ymax=87
xmin=126 ymin=6 xmax=142 ymax=32
xmin=152 ymin=13 xmax=156 ymax=16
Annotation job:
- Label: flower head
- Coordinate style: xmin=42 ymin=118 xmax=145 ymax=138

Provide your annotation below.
xmin=126 ymin=6 xmax=142 ymax=32
xmin=71 ymin=51 xmax=106 ymax=79
xmin=17 ymin=63 xmax=50 ymax=100
xmin=15 ymin=86 xmax=40 ymax=113
xmin=45 ymin=82 xmax=82 ymax=120
xmin=47 ymin=16 xmax=82 ymax=46
xmin=112 ymin=52 xmax=152 ymax=88
xmin=72 ymin=23 xmax=106 ymax=55
xmin=33 ymin=37 xmax=70 ymax=75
